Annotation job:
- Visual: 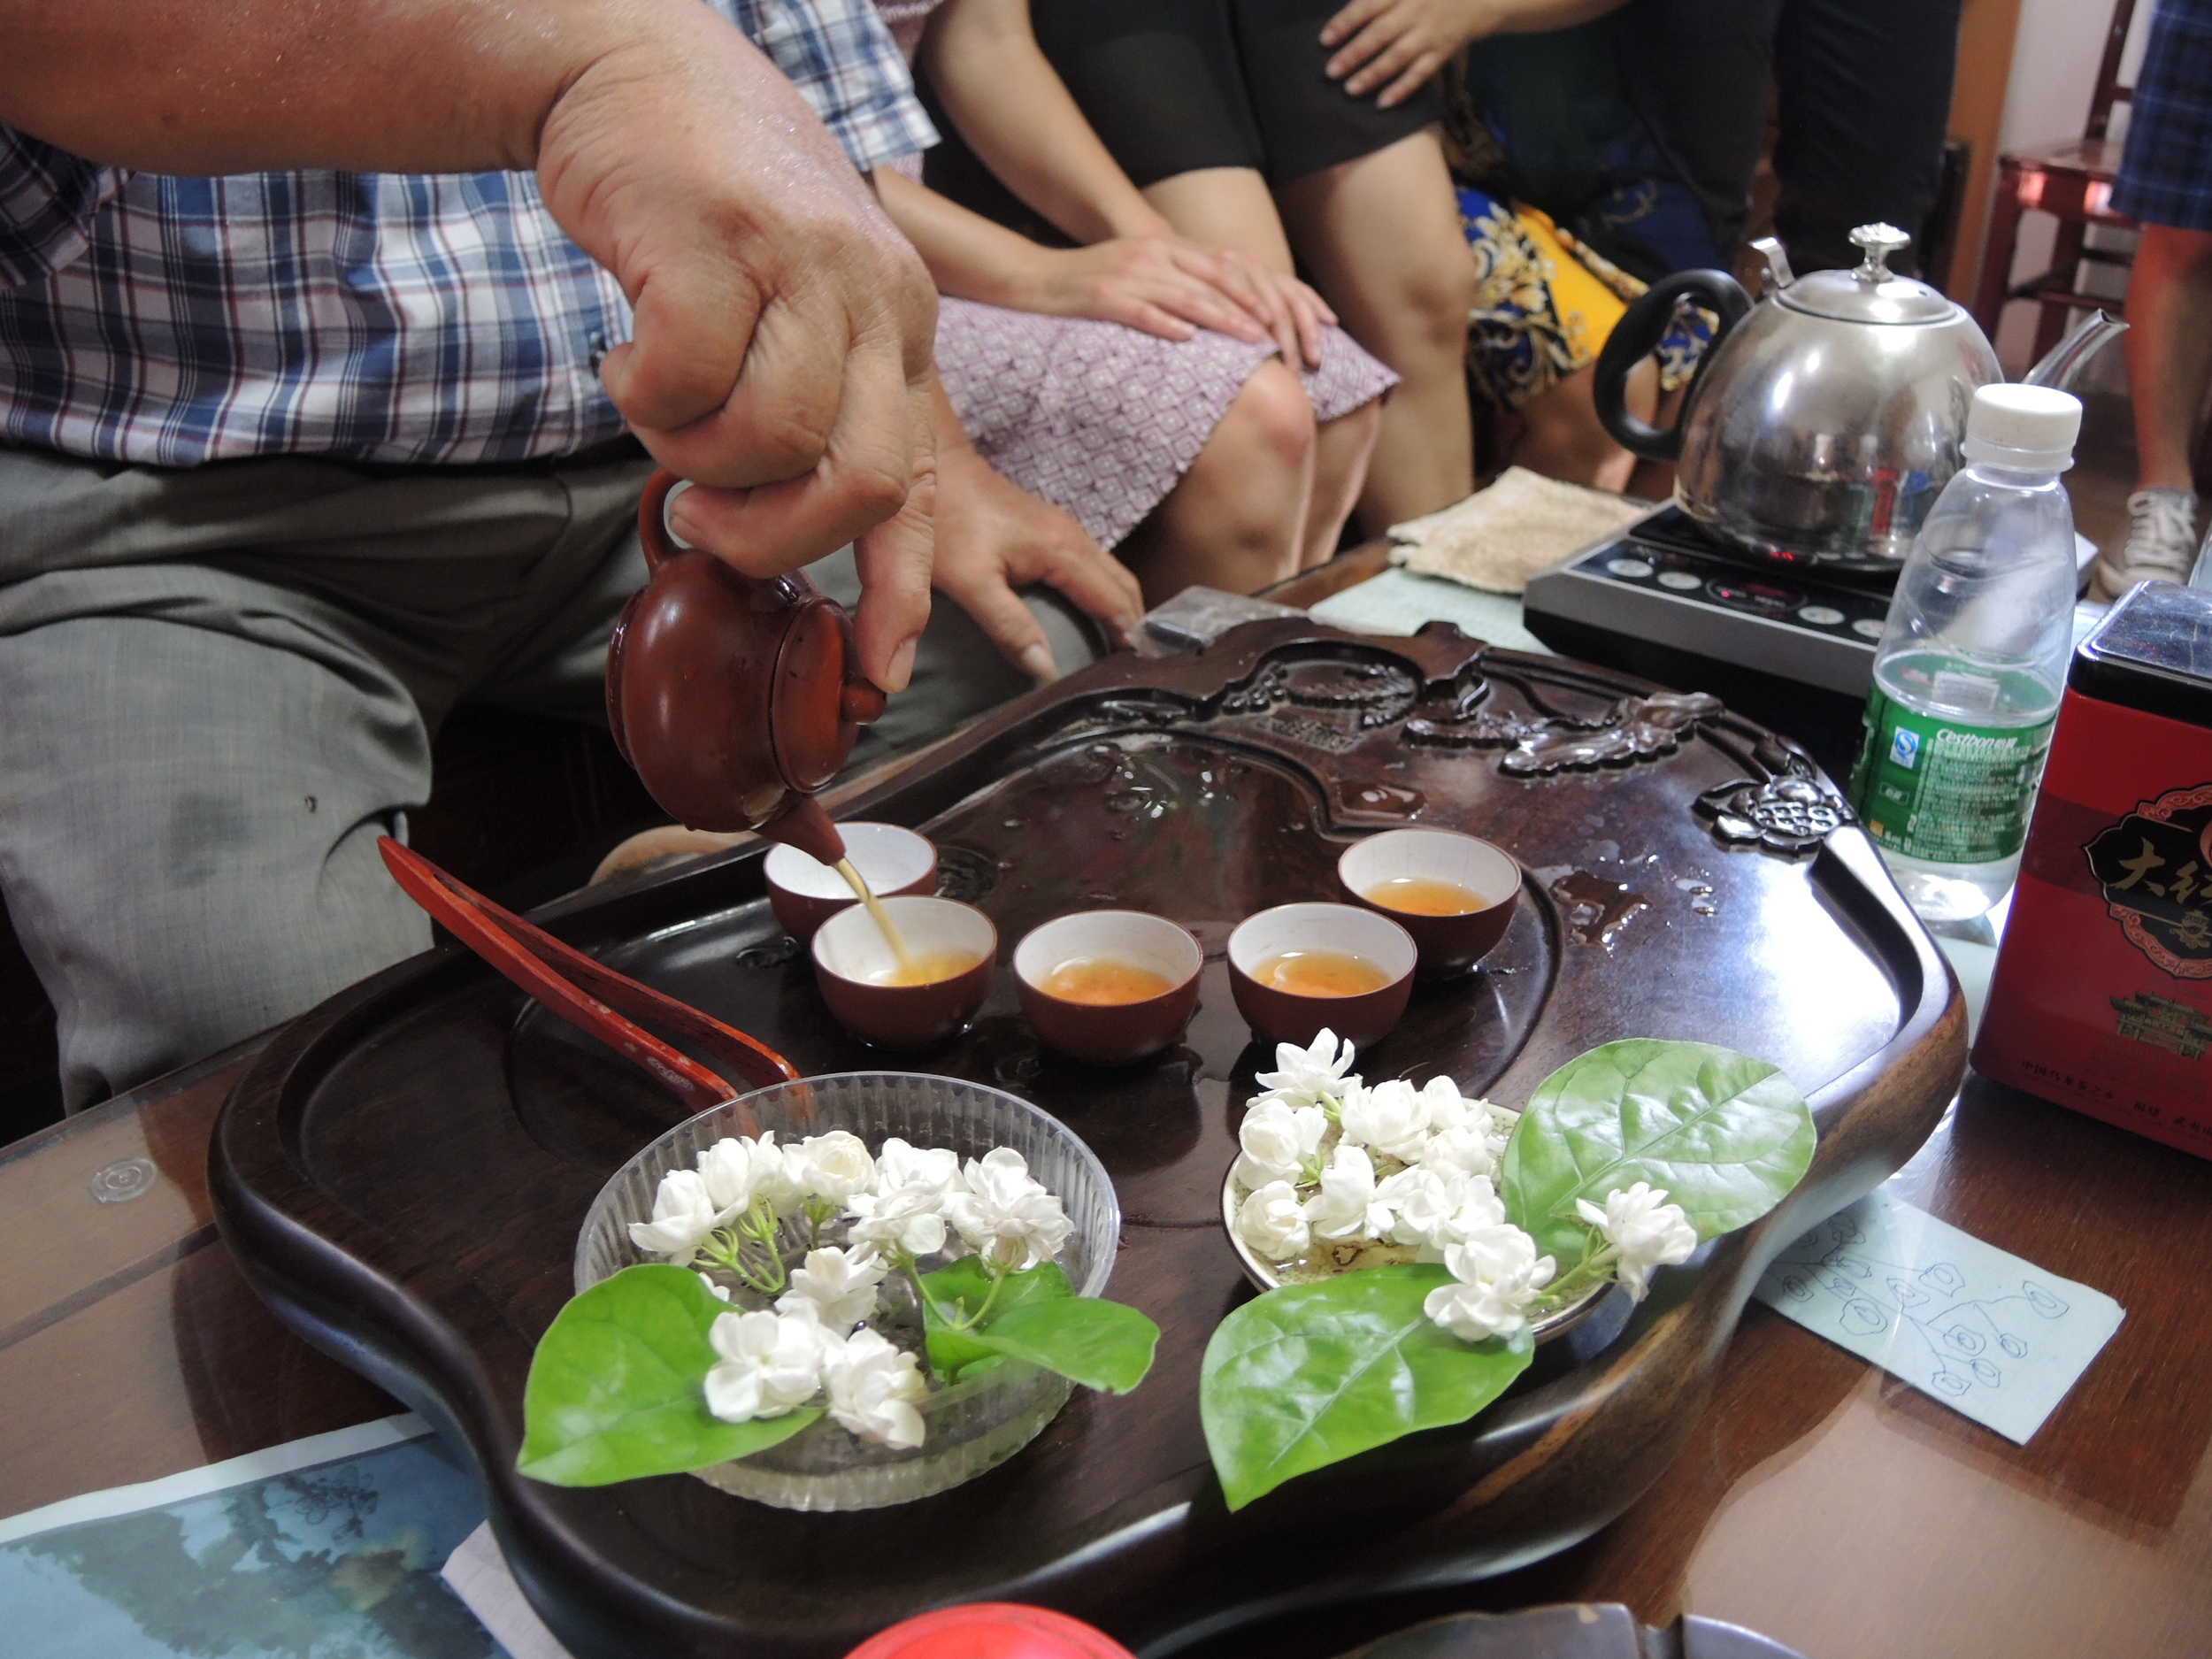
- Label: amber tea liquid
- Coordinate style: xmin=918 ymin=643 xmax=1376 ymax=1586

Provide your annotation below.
xmin=1041 ymin=956 xmax=1178 ymax=1005
xmin=1363 ymin=876 xmax=1488 ymax=917
xmin=1255 ymin=949 xmax=1392 ymax=997
xmin=863 ymin=950 xmax=984 ymax=987
xmin=834 ymin=856 xmax=919 ymax=979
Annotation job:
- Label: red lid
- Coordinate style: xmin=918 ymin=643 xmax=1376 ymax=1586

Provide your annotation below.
xmin=844 ymin=1604 xmax=1135 ymax=1659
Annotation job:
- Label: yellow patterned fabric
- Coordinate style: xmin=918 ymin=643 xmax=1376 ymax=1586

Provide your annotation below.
xmin=1459 ymin=186 xmax=1711 ymax=411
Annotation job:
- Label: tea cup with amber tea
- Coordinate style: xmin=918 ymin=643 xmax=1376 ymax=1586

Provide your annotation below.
xmin=764 ymin=822 xmax=937 ymax=945
xmin=810 ymin=896 xmax=995 ymax=1051
xmin=1225 ymin=902 xmax=1416 ymax=1050
xmin=1337 ymin=827 xmax=1521 ymax=978
xmin=1013 ymin=910 xmax=1204 ymax=1066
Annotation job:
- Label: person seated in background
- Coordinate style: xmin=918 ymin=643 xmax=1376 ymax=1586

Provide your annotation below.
xmin=874 ymin=0 xmax=1392 ymax=608
xmin=1321 ymin=0 xmax=1964 ymax=495
xmin=1444 ymin=10 xmax=1717 ymax=493
xmin=921 ymin=0 xmax=1478 ymax=535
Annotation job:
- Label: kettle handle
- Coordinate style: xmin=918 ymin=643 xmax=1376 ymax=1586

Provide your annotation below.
xmin=1592 ymin=270 xmax=1753 ymax=463
xmin=636 ymin=467 xmax=685 ymax=573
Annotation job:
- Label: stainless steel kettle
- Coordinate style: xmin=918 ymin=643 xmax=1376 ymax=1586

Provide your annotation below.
xmin=1592 ymin=224 xmax=2116 ymax=573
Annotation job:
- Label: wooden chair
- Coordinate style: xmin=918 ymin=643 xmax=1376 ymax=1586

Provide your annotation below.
xmin=1971 ymin=0 xmax=2140 ymax=362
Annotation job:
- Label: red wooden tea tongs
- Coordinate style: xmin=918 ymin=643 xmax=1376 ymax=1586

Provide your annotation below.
xmin=378 ymin=836 xmax=796 ymax=1115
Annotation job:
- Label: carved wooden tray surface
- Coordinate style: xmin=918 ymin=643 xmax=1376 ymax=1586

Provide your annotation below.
xmin=210 ymin=621 xmax=1965 ymax=1659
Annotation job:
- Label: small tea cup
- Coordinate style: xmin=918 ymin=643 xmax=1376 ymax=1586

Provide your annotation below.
xmin=1013 ymin=910 xmax=1204 ymax=1067
xmin=764 ymin=822 xmax=937 ymax=944
xmin=811 ymin=896 xmax=996 ymax=1051
xmin=1337 ymin=828 xmax=1522 ymax=978
xmin=1225 ymin=902 xmax=1416 ymax=1051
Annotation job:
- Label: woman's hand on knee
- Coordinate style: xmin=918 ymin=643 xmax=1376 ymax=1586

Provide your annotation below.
xmin=1024 ymin=237 xmax=1279 ymax=349
xmin=1210 ymin=253 xmax=1334 ymax=372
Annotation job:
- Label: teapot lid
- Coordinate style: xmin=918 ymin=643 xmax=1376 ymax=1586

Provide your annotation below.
xmin=769 ymin=595 xmax=881 ymax=794
xmin=1775 ymin=224 xmax=1960 ymax=326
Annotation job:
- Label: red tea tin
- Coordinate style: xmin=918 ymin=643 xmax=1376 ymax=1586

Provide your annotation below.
xmin=1974 ymin=582 xmax=2212 ymax=1155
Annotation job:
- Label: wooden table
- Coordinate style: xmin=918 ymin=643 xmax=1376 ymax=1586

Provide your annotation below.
xmin=8 ymin=588 xmax=2212 ymax=1656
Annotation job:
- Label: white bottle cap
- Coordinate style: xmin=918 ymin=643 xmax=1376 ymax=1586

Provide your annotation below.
xmin=1962 ymin=383 xmax=2081 ymax=472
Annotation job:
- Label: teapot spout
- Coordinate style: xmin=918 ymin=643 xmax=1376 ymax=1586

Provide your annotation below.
xmin=2022 ymin=311 xmax=2126 ymax=392
xmin=761 ymin=794 xmax=849 ymax=868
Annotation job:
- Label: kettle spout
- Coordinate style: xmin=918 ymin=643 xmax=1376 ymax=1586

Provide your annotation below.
xmin=761 ymin=794 xmax=849 ymax=868
xmin=2022 ymin=310 xmax=2125 ymax=392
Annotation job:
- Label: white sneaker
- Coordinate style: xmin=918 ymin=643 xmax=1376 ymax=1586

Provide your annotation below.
xmin=2093 ymin=487 xmax=2199 ymax=599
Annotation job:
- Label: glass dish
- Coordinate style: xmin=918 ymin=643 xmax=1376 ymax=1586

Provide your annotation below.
xmin=575 ymin=1071 xmax=1118 ymax=1510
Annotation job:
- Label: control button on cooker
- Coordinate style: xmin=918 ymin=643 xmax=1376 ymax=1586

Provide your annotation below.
xmin=1797 ymin=604 xmax=1845 ymax=626
xmin=1606 ymin=557 xmax=1655 ymax=579
xmin=1708 ymin=580 xmax=1799 ymax=615
xmin=1656 ymin=571 xmax=1702 ymax=591
xmin=1851 ymin=618 xmax=1886 ymax=640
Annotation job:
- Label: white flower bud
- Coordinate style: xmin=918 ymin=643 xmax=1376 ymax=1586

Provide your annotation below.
xmin=703 ymin=1307 xmax=832 ymax=1423
xmin=1577 ymin=1182 xmax=1697 ymax=1302
xmin=1336 ymin=1078 xmax=1432 ymax=1163
xmin=1304 ymin=1143 xmax=1388 ymax=1240
xmin=626 ymin=1168 xmax=719 ymax=1263
xmin=786 ymin=1130 xmax=877 ymax=1202
xmin=1253 ymin=1028 xmax=1358 ymax=1109
xmin=1236 ymin=1180 xmax=1312 ymax=1261
xmin=775 ymin=1245 xmax=888 ymax=1331
xmin=822 ymin=1327 xmax=929 ymax=1449
xmin=1234 ymin=1098 xmax=1328 ymax=1189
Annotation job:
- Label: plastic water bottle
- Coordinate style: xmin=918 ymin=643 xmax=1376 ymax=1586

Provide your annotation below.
xmin=1848 ymin=384 xmax=2084 ymax=923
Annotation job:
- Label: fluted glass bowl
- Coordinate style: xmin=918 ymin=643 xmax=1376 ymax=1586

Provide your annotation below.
xmin=575 ymin=1072 xmax=1118 ymax=1511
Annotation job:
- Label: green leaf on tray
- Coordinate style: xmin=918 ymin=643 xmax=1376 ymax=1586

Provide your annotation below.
xmin=918 ymin=1257 xmax=1158 ymax=1394
xmin=1501 ymin=1039 xmax=1816 ymax=1265
xmin=517 ymin=1264 xmax=819 ymax=1487
xmin=918 ymin=1257 xmax=1073 ymax=1379
xmin=1199 ymin=1263 xmax=1533 ymax=1512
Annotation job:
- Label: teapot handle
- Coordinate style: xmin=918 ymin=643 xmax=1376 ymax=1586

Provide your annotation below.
xmin=636 ymin=467 xmax=686 ymax=573
xmin=1592 ymin=270 xmax=1753 ymax=463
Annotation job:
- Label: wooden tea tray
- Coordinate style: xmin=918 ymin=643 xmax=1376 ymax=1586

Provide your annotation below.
xmin=210 ymin=620 xmax=1964 ymax=1658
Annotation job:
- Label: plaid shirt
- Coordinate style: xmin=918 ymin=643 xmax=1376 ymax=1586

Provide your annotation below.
xmin=0 ymin=0 xmax=935 ymax=468
xmin=2112 ymin=0 xmax=2212 ymax=233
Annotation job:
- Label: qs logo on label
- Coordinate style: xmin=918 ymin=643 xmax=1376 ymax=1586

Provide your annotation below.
xmin=1889 ymin=728 xmax=1920 ymax=770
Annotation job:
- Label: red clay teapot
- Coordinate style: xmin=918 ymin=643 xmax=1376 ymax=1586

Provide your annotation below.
xmin=605 ymin=470 xmax=887 ymax=866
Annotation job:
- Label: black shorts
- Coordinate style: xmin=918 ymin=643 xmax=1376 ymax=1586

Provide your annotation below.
xmin=1029 ymin=0 xmax=1443 ymax=188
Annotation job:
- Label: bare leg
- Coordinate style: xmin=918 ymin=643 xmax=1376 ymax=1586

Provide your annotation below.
xmin=1302 ymin=403 xmax=1382 ymax=567
xmin=1276 ymin=129 xmax=1476 ymax=529
xmin=1143 ymin=167 xmax=1297 ymax=272
xmin=1504 ymin=359 xmax=1666 ymax=495
xmin=2126 ymin=224 xmax=2212 ymax=492
xmin=1135 ymin=168 xmax=1375 ymax=567
xmin=1118 ymin=359 xmax=1317 ymax=606
xmin=1509 ymin=366 xmax=1635 ymax=492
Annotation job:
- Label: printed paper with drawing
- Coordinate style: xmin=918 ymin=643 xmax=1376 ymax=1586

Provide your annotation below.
xmin=1754 ymin=1188 xmax=2124 ymax=1444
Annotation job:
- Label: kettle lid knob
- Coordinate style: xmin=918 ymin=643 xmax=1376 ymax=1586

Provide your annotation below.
xmin=1849 ymin=223 xmax=1912 ymax=280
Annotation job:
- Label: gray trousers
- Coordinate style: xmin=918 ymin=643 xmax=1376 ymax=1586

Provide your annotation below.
xmin=0 ymin=443 xmax=1094 ymax=1110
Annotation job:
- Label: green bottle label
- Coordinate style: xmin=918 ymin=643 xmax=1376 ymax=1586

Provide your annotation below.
xmin=1848 ymin=689 xmax=2056 ymax=864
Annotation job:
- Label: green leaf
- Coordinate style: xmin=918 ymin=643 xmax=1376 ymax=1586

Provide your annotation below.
xmin=916 ymin=1257 xmax=1157 ymax=1394
xmin=1199 ymin=1264 xmax=1533 ymax=1512
xmin=517 ymin=1264 xmax=819 ymax=1486
xmin=961 ymin=1298 xmax=1160 ymax=1394
xmin=918 ymin=1258 xmax=1072 ymax=1379
xmin=1501 ymin=1039 xmax=1816 ymax=1264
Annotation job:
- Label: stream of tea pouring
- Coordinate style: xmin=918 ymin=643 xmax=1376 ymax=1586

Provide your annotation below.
xmin=832 ymin=856 xmax=922 ymax=980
